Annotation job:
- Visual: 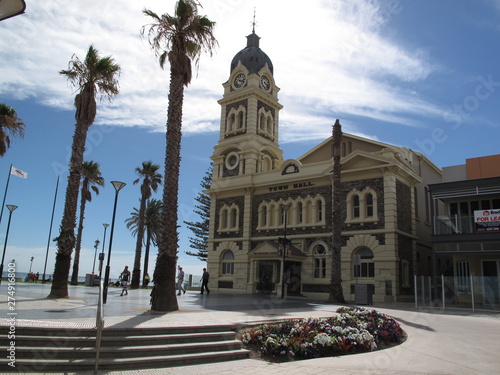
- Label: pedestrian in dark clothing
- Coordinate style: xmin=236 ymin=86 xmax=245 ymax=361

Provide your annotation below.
xmin=201 ymin=268 xmax=210 ymax=294
xmin=120 ymin=266 xmax=131 ymax=296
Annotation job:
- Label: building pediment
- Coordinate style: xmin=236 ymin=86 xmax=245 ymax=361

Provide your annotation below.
xmin=341 ymin=150 xmax=395 ymax=171
xmin=319 ymin=149 xmax=394 ymax=176
xmin=250 ymin=241 xmax=307 ymax=258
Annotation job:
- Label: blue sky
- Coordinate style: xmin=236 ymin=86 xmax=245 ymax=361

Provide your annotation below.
xmin=0 ymin=0 xmax=499 ymax=279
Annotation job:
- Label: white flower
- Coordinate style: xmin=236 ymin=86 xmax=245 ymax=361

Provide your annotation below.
xmin=314 ymin=333 xmax=333 ymax=346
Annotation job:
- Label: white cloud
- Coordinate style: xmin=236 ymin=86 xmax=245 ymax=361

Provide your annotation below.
xmin=0 ymin=0 xmax=442 ymax=142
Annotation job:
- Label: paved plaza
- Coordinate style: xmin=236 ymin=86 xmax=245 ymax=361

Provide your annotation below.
xmin=1 ymin=283 xmax=500 ymax=374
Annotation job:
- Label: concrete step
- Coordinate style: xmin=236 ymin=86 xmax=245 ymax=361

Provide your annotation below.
xmin=14 ymin=339 xmax=244 ymax=359
xmin=11 ymin=330 xmax=237 ymax=347
xmin=12 ymin=324 xmax=237 ymax=337
xmin=7 ymin=349 xmax=250 ymax=372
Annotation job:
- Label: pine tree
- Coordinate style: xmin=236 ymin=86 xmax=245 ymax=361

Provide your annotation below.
xmin=183 ymin=163 xmax=212 ymax=262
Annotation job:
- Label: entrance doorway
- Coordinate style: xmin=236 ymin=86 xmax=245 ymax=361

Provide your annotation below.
xmin=257 ymin=261 xmax=276 ymax=293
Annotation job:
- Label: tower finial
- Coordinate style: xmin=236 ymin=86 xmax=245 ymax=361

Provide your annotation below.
xmin=252 ymin=7 xmax=256 ymax=33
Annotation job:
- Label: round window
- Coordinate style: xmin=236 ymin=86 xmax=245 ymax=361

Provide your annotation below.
xmin=315 ymin=245 xmax=326 ymax=255
xmin=225 ymin=152 xmax=239 ymax=170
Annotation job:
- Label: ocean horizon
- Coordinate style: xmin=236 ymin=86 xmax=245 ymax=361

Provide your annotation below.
xmin=2 ymin=271 xmax=87 ymax=283
xmin=1 ymin=271 xmax=203 ymax=286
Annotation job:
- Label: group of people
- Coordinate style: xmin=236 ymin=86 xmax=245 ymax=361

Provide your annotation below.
xmin=117 ymin=265 xmax=210 ymax=297
xmin=26 ymin=272 xmax=40 ymax=282
xmin=177 ymin=265 xmax=210 ymax=295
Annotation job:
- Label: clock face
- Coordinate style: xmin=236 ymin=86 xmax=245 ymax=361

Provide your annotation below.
xmin=234 ymin=73 xmax=246 ymax=88
xmin=260 ymin=75 xmax=270 ymax=90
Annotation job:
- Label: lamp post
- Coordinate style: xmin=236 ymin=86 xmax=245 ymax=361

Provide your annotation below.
xmin=280 ymin=204 xmax=290 ymax=299
xmin=92 ymin=239 xmax=100 ymax=274
xmin=29 ymin=256 xmax=34 ymax=273
xmin=0 ymin=204 xmax=17 ymax=285
xmin=103 ymin=181 xmax=126 ymax=304
xmin=99 ymin=224 xmax=109 ymax=280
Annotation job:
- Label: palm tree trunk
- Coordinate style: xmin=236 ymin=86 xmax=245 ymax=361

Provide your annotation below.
xmin=131 ymin=196 xmax=147 ymax=289
xmin=70 ymin=192 xmax=87 ymax=285
xmin=48 ymin=121 xmax=90 ymax=298
xmin=143 ymin=226 xmax=151 ymax=287
xmin=329 ymin=119 xmax=346 ymax=304
xmin=151 ymin=73 xmax=184 ymax=312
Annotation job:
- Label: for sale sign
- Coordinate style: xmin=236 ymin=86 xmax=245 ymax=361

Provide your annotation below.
xmin=474 ymin=209 xmax=500 ymax=233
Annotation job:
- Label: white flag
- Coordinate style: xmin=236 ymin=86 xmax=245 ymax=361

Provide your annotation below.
xmin=11 ymin=166 xmax=27 ymax=178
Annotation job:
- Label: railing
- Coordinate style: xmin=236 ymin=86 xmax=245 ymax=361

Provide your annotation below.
xmin=414 ymin=275 xmax=500 ymax=313
xmin=433 ymin=215 xmax=474 ymax=235
xmin=94 ymin=276 xmax=105 ymax=374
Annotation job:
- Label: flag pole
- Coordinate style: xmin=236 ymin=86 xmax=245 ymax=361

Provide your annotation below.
xmin=0 ymin=164 xmax=13 ymax=227
xmin=42 ymin=175 xmax=60 ymax=283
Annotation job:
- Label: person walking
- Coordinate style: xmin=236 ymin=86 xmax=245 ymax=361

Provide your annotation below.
xmin=177 ymin=266 xmax=186 ymax=295
xmin=120 ymin=266 xmax=131 ymax=296
xmin=201 ymin=268 xmax=210 ymax=294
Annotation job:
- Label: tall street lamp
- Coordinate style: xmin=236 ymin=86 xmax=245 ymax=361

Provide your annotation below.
xmin=92 ymin=239 xmax=100 ymax=274
xmin=29 ymin=256 xmax=34 ymax=273
xmin=99 ymin=224 xmax=109 ymax=279
xmin=0 ymin=204 xmax=17 ymax=285
xmin=280 ymin=204 xmax=290 ymax=299
xmin=103 ymin=181 xmax=126 ymax=304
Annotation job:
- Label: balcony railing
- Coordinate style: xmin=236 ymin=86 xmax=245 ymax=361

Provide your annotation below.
xmin=414 ymin=275 xmax=500 ymax=312
xmin=433 ymin=215 xmax=475 ymax=235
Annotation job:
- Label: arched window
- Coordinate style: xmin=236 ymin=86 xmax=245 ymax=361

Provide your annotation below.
xmin=317 ymin=199 xmax=323 ymax=222
xmin=259 ymin=113 xmax=265 ymax=131
xmin=227 ymin=114 xmax=235 ymax=132
xmin=353 ymin=247 xmax=374 ymax=278
xmin=353 ymin=195 xmax=360 ymax=218
xmin=258 ymin=204 xmax=268 ymax=228
xmin=257 ymin=109 xmax=274 ymax=137
xmin=218 ymin=204 xmax=238 ymax=231
xmin=238 ymin=111 xmax=244 ymax=129
xmin=222 ymin=250 xmax=235 ymax=274
xmin=304 ymin=200 xmax=312 ymax=223
xmin=366 ymin=193 xmax=374 ymax=217
xmin=230 ymin=207 xmax=238 ymax=228
xmin=313 ymin=244 xmax=327 ymax=278
xmin=226 ymin=106 xmax=245 ymax=134
xmin=346 ymin=188 xmax=378 ymax=223
xmin=297 ymin=202 xmax=303 ymax=224
xmin=260 ymin=155 xmax=272 ymax=172
xmin=219 ymin=207 xmax=228 ymax=229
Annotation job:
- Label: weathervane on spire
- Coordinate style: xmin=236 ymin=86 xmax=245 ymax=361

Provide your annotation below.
xmin=252 ymin=7 xmax=256 ymax=33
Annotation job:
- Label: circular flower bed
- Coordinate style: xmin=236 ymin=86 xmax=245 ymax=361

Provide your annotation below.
xmin=239 ymin=307 xmax=406 ymax=362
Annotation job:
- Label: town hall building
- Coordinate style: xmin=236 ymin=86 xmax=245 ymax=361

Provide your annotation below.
xmin=205 ymin=30 xmax=442 ymax=303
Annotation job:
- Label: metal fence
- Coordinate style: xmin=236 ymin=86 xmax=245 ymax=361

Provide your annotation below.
xmin=414 ymin=275 xmax=500 ymax=313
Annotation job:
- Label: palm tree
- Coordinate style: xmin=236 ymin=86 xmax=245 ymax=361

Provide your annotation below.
xmin=70 ymin=161 xmax=105 ymax=285
xmin=329 ymin=119 xmax=346 ymax=303
xmin=0 ymin=103 xmax=25 ymax=156
xmin=126 ymin=199 xmax=162 ymax=287
xmin=48 ymin=45 xmax=120 ymax=299
xmin=131 ymin=161 xmax=162 ymax=289
xmin=142 ymin=0 xmax=217 ymax=311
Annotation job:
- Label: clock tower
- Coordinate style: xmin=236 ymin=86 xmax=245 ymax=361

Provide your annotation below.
xmin=211 ymin=30 xmax=284 ymax=181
